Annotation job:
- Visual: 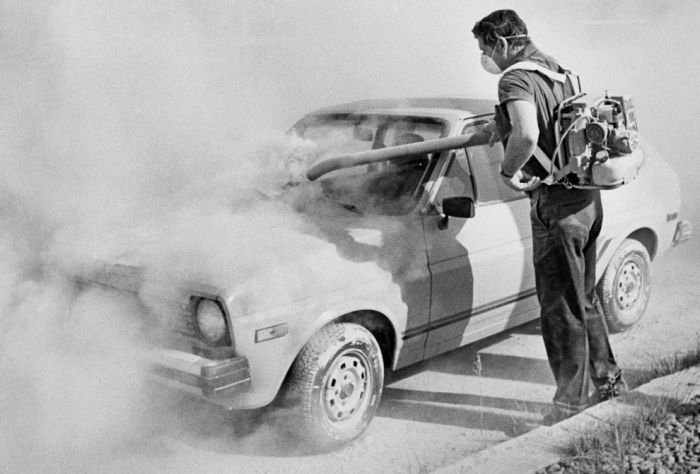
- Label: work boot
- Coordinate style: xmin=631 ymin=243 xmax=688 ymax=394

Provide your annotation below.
xmin=591 ymin=371 xmax=628 ymax=405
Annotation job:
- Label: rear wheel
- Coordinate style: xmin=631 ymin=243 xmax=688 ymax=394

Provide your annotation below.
xmin=597 ymin=238 xmax=652 ymax=332
xmin=283 ymin=322 xmax=384 ymax=450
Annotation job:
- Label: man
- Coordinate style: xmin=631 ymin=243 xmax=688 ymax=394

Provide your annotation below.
xmin=472 ymin=9 xmax=626 ymax=424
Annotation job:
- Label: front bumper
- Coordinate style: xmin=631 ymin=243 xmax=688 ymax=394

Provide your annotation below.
xmin=147 ymin=350 xmax=251 ymax=405
xmin=673 ymin=219 xmax=692 ymax=245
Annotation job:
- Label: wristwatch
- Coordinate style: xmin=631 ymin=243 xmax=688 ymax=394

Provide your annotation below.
xmin=499 ymin=165 xmax=514 ymax=179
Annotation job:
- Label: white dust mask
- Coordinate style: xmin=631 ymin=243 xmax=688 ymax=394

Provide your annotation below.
xmin=480 ymin=51 xmax=502 ymax=75
xmin=480 ymin=35 xmax=529 ymax=75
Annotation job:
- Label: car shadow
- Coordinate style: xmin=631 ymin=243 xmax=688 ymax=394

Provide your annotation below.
xmin=377 ymin=319 xmax=552 ymax=435
xmin=379 ymin=386 xmax=548 ymax=423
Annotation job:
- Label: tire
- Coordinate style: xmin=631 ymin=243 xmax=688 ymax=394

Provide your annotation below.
xmin=597 ymin=238 xmax=652 ymax=333
xmin=283 ymin=322 xmax=384 ymax=450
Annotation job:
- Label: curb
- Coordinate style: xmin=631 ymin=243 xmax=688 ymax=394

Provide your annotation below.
xmin=433 ymin=365 xmax=700 ymax=474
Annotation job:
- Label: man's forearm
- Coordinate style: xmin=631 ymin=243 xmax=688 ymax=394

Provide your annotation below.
xmin=501 ymin=134 xmax=537 ymax=176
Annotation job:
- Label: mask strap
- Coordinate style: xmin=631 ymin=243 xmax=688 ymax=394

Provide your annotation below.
xmin=494 ymin=34 xmax=527 ymax=52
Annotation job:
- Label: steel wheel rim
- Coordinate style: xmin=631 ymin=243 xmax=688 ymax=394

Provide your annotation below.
xmin=323 ymin=350 xmax=372 ymax=425
xmin=614 ymin=255 xmax=646 ymax=321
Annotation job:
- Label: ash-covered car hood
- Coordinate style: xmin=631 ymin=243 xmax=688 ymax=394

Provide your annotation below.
xmin=79 ymin=194 xmax=426 ymax=317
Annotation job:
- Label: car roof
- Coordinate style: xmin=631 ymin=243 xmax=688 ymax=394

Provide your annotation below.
xmin=307 ymin=97 xmax=496 ymax=118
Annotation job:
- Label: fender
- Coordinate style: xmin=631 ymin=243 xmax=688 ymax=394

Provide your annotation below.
xmin=229 ymin=290 xmax=404 ymax=409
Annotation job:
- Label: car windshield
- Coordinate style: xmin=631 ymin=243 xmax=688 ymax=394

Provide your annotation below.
xmin=295 ymin=114 xmax=446 ymax=215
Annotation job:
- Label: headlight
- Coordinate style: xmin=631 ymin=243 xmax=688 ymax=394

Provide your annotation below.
xmin=194 ymin=299 xmax=229 ymax=346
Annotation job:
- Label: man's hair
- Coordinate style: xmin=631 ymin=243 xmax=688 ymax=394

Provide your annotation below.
xmin=472 ymin=9 xmax=529 ymax=48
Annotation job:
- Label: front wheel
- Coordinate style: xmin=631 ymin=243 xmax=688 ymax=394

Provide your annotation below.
xmin=283 ymin=322 xmax=384 ymax=450
xmin=597 ymin=238 xmax=652 ymax=332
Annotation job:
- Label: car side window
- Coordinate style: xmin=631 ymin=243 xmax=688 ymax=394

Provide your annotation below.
xmin=462 ymin=124 xmax=524 ymax=204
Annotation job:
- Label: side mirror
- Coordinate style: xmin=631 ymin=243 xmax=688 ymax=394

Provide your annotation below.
xmin=442 ymin=196 xmax=475 ymax=219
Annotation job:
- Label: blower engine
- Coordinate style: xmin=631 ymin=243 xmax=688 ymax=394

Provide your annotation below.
xmin=553 ymin=93 xmax=644 ymax=189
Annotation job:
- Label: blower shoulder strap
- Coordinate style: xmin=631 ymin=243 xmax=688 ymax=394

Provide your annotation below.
xmin=503 ymin=61 xmax=582 ymax=181
xmin=503 ymin=61 xmax=582 ymax=95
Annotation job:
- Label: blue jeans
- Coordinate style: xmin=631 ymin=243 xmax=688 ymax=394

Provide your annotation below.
xmin=530 ymin=185 xmax=620 ymax=413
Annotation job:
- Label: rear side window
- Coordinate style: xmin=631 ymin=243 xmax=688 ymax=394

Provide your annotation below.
xmin=462 ymin=124 xmax=524 ymax=203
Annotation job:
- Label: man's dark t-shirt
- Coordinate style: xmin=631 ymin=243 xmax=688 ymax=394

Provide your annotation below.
xmin=496 ymin=42 xmax=576 ymax=179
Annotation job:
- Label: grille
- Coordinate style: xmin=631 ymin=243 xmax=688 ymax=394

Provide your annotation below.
xmin=78 ymin=263 xmax=197 ymax=339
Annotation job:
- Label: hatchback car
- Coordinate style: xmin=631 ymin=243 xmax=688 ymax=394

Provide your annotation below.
xmin=81 ymin=97 xmax=691 ymax=449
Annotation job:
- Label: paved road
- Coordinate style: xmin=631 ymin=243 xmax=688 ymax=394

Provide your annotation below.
xmin=28 ymin=227 xmax=691 ymax=474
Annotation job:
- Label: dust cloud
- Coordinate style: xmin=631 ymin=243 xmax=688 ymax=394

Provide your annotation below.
xmin=0 ymin=0 xmax=697 ymax=472
xmin=0 ymin=1 xmax=329 ymax=470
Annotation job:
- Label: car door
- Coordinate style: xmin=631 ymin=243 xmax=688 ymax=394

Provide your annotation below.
xmin=421 ymin=123 xmax=539 ymax=359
